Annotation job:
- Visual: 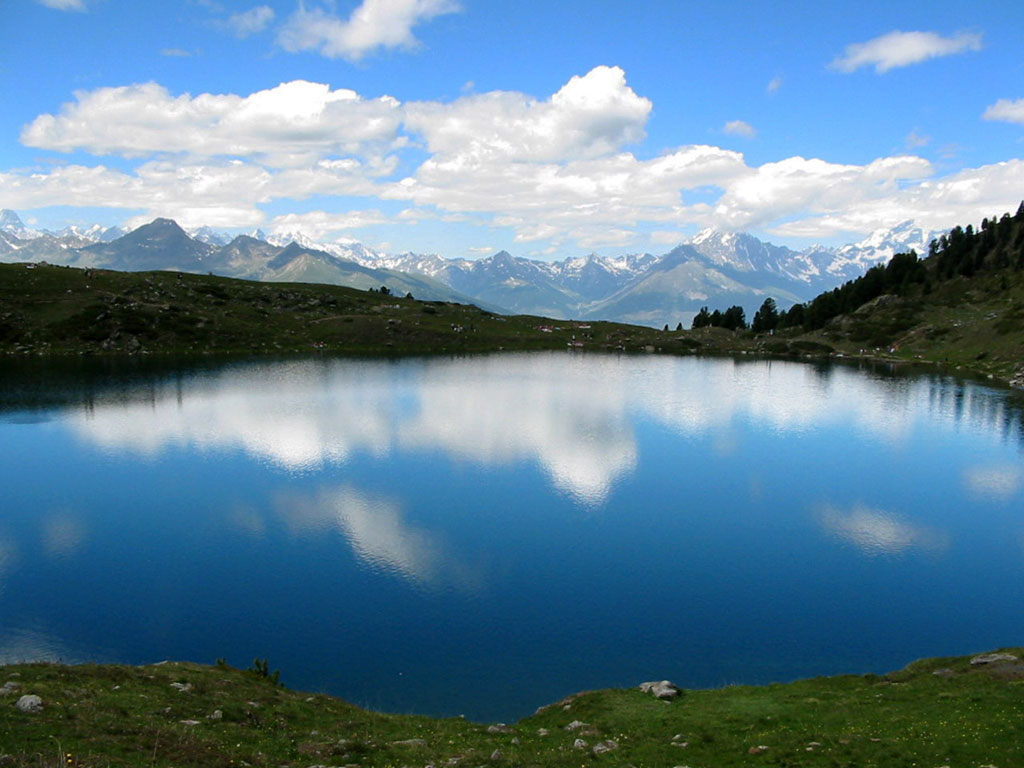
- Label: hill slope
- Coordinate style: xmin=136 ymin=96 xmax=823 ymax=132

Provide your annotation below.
xmin=2 ymin=649 xmax=1024 ymax=767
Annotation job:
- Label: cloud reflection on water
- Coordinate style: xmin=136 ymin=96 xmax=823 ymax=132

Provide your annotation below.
xmin=820 ymin=503 xmax=948 ymax=557
xmin=61 ymin=354 xmax=1024 ymax=508
xmin=962 ymin=464 xmax=1024 ymax=501
xmin=274 ymin=485 xmax=478 ymax=590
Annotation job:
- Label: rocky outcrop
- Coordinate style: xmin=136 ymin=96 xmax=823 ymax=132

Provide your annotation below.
xmin=639 ymin=680 xmax=681 ymax=699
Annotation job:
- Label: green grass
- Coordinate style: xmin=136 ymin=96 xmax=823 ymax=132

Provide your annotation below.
xmin=4 ymin=261 xmax=1024 ymax=388
xmin=0 ymin=263 xmax=703 ymax=358
xmin=2 ymin=650 xmax=1023 ymax=767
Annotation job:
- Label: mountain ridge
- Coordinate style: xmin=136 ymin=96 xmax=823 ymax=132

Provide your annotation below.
xmin=0 ymin=208 xmax=943 ymax=325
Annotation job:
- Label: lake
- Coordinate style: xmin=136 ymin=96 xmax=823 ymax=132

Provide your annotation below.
xmin=1 ymin=352 xmax=1023 ymax=722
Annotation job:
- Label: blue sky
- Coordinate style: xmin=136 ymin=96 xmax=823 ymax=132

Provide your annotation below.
xmin=1 ymin=0 xmax=1022 ymax=258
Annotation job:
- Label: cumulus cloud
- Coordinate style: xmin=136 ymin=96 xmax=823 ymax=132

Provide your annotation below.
xmin=404 ymin=66 xmax=652 ymax=162
xmin=713 ymin=154 xmax=934 ymax=231
xmin=36 ymin=0 xmax=86 ymax=10
xmin=277 ymin=0 xmax=460 ymax=61
xmin=769 ymin=158 xmax=1024 ymax=238
xmin=227 ymin=5 xmax=275 ymax=38
xmin=831 ymin=30 xmax=983 ymax=74
xmin=983 ymin=98 xmax=1024 ymax=125
xmin=7 ymin=67 xmax=1024 ymax=245
xmin=723 ymin=120 xmax=756 ymax=138
xmin=21 ymin=80 xmax=403 ymax=167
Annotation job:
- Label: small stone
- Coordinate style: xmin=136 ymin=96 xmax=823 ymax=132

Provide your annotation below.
xmin=391 ymin=739 xmax=427 ymax=748
xmin=807 ymin=741 xmax=822 ymax=747
xmin=209 ymin=709 xmax=223 ymax=720
xmin=672 ymin=742 xmax=689 ymax=748
xmin=537 ymin=728 xmax=549 ymax=737
xmin=573 ymin=739 xmax=588 ymax=750
xmin=15 ymin=695 xmax=43 ymax=713
xmin=564 ymin=720 xmax=589 ymax=731
xmin=487 ymin=724 xmax=514 ymax=734
xmin=970 ymin=653 xmax=1018 ymax=666
xmin=638 ymin=680 xmax=681 ymax=699
xmin=179 ymin=719 xmax=201 ymax=726
xmin=933 ymin=668 xmax=955 ymax=677
xmin=592 ymin=740 xmax=619 ymax=755
xmin=748 ymin=745 xmax=769 ymax=755
xmin=170 ymin=682 xmax=193 ymax=692
xmin=510 ymin=737 xmax=520 ymax=745
xmin=0 ymin=682 xmax=20 ymax=695
xmin=489 ymin=750 xmax=502 ymax=761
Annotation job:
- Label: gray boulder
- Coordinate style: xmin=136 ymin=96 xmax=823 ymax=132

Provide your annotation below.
xmin=639 ymin=680 xmax=681 ymax=699
xmin=15 ymin=695 xmax=43 ymax=713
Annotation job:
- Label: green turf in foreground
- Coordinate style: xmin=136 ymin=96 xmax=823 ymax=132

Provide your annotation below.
xmin=2 ymin=650 xmax=1023 ymax=767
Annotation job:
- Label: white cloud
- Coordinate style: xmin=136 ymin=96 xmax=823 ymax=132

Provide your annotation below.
xmin=160 ymin=48 xmax=193 ymax=58
xmin=21 ymin=80 xmax=403 ymax=167
xmin=724 ymin=120 xmax=756 ymax=138
xmin=277 ymin=0 xmax=460 ymax=61
xmin=983 ymin=98 xmax=1024 ymax=125
xmin=713 ymin=154 xmax=934 ymax=231
xmin=7 ymin=67 xmax=1024 ymax=247
xmin=650 ymin=230 xmax=685 ymax=245
xmin=404 ymin=66 xmax=652 ymax=162
xmin=268 ymin=209 xmax=388 ymax=239
xmin=831 ymin=30 xmax=983 ymax=74
xmin=228 ymin=5 xmax=275 ymax=38
xmin=36 ymin=0 xmax=85 ymax=10
xmin=766 ymin=76 xmax=783 ymax=94
xmin=768 ymin=158 xmax=1024 ymax=238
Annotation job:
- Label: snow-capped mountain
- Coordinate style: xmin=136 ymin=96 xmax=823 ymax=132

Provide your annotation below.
xmin=0 ymin=210 xmax=41 ymax=240
xmin=0 ymin=206 xmax=948 ymax=327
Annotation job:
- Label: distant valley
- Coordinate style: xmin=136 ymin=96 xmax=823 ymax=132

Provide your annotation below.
xmin=0 ymin=209 xmax=940 ymax=327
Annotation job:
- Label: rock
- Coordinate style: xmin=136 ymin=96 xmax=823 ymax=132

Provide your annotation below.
xmin=572 ymin=739 xmax=588 ymax=750
xmin=390 ymin=739 xmax=427 ymax=748
xmin=748 ymin=745 xmax=769 ymax=755
xmin=536 ymin=728 xmax=549 ymax=737
xmin=209 ymin=709 xmax=223 ymax=720
xmin=639 ymin=680 xmax=681 ymax=699
xmin=933 ymin=668 xmax=955 ymax=677
xmin=179 ymin=719 xmax=201 ymax=726
xmin=564 ymin=720 xmax=589 ymax=731
xmin=169 ymin=682 xmax=193 ymax=692
xmin=489 ymin=750 xmax=502 ymax=761
xmin=970 ymin=652 xmax=1018 ymax=666
xmin=510 ymin=737 xmax=520 ymax=745
xmin=15 ymin=695 xmax=43 ymax=713
xmin=0 ymin=682 xmax=20 ymax=695
xmin=592 ymin=740 xmax=619 ymax=755
xmin=486 ymin=724 xmax=514 ymax=734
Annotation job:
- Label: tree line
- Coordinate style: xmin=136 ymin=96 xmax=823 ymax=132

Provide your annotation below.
xmin=690 ymin=202 xmax=1024 ymax=333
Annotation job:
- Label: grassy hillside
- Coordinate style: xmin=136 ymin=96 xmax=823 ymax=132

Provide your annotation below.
xmin=737 ymin=204 xmax=1024 ymax=387
xmin=0 ymin=263 xmax=674 ymax=357
xmin=2 ymin=650 xmax=1024 ymax=767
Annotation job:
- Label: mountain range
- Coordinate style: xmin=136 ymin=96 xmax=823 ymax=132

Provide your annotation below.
xmin=1 ymin=209 xmax=941 ymax=327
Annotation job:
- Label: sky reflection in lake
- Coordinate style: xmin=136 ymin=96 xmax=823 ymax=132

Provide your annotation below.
xmin=1 ymin=353 xmax=1023 ymax=721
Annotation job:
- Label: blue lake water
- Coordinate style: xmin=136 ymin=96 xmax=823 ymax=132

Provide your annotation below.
xmin=1 ymin=352 xmax=1023 ymax=722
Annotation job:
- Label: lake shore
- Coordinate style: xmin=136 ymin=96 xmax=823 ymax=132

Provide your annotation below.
xmin=4 ymin=262 xmax=1022 ymax=390
xmin=3 ymin=648 xmax=1023 ymax=767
